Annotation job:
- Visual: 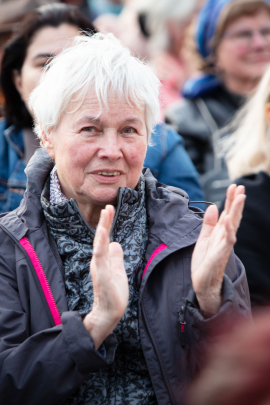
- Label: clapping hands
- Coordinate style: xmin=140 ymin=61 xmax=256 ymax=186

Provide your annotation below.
xmin=191 ymin=184 xmax=246 ymax=316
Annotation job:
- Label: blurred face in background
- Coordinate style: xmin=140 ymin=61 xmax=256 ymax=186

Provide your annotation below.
xmin=13 ymin=23 xmax=79 ymax=113
xmin=215 ymin=8 xmax=270 ymax=93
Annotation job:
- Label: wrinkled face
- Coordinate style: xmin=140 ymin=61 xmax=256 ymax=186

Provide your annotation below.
xmin=43 ymin=93 xmax=148 ymax=209
xmin=216 ymin=10 xmax=270 ymax=87
xmin=13 ymin=24 xmax=79 ymax=112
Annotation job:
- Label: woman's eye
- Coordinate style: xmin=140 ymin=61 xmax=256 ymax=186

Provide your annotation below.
xmin=81 ymin=126 xmax=97 ymax=133
xmin=37 ymin=58 xmax=53 ymax=69
xmin=123 ymin=127 xmax=136 ymax=134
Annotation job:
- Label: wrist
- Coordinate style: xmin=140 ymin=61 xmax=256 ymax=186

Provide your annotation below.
xmin=83 ymin=309 xmax=116 ymax=350
xmin=196 ymin=291 xmax=222 ymax=317
xmin=196 ymin=287 xmax=222 ymax=318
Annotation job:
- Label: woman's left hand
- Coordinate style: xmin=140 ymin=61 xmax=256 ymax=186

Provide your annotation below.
xmin=191 ymin=184 xmax=246 ymax=316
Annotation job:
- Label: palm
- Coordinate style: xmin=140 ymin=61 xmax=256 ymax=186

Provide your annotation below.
xmin=91 ymin=205 xmax=129 ymax=323
xmin=191 ymin=184 xmax=246 ymax=315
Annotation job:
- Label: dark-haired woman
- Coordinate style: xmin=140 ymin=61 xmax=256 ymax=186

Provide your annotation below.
xmin=0 ymin=3 xmax=96 ymax=213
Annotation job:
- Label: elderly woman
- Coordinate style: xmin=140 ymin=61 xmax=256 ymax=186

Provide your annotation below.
xmin=0 ymin=33 xmax=250 ymax=405
xmin=0 ymin=3 xmax=204 ymax=213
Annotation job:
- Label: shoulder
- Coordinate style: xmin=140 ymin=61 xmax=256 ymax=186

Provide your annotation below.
xmin=0 ymin=217 xmax=18 ymax=267
xmin=236 ymin=171 xmax=270 ymax=198
xmin=235 ymin=172 xmax=270 ymax=227
xmin=151 ymin=123 xmax=183 ymax=150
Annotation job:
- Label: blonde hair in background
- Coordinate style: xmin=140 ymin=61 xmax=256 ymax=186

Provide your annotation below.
xmin=224 ymin=64 xmax=270 ymax=180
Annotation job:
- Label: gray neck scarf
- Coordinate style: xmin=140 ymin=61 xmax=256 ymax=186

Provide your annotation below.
xmin=41 ymin=170 xmax=157 ymax=405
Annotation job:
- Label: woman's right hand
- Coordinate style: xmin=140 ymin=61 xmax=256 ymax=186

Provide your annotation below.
xmin=83 ymin=205 xmax=129 ymax=349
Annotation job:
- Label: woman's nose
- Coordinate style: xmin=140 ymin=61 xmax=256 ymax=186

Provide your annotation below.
xmin=251 ymin=31 xmax=269 ymax=49
xmin=97 ymin=132 xmax=123 ymax=160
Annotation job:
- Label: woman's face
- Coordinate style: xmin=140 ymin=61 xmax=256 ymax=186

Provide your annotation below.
xmin=43 ymin=92 xmax=148 ymax=210
xmin=13 ymin=24 xmax=79 ymax=112
xmin=215 ymin=9 xmax=270 ymax=92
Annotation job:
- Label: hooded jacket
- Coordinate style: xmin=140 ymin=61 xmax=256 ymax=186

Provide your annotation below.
xmin=0 ymin=148 xmax=251 ymax=405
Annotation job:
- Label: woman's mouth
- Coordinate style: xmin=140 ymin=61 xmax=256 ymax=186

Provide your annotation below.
xmin=97 ymin=171 xmax=121 ymax=177
xmin=91 ymin=171 xmax=123 ymax=183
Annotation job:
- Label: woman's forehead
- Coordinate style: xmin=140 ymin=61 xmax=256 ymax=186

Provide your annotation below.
xmin=68 ymin=92 xmax=146 ymax=124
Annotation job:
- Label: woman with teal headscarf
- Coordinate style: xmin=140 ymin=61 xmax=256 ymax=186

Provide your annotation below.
xmin=166 ymin=0 xmax=270 ymax=205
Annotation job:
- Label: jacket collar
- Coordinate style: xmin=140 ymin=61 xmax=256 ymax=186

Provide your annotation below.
xmin=25 ymin=148 xmax=54 ymax=196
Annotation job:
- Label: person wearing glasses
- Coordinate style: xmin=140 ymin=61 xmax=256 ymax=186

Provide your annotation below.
xmin=166 ymin=0 xmax=270 ymax=206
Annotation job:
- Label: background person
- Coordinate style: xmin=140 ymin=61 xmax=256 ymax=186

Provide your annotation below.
xmin=0 ymin=0 xmax=60 ymax=116
xmin=0 ymin=32 xmax=250 ymax=405
xmin=0 ymin=3 xmax=96 ymax=213
xmin=223 ymin=65 xmax=270 ymax=308
xmin=136 ymin=0 xmax=199 ymax=116
xmin=166 ymin=0 xmax=270 ymax=205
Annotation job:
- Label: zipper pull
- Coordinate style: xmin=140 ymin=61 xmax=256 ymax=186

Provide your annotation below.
xmin=178 ymin=305 xmax=186 ymax=347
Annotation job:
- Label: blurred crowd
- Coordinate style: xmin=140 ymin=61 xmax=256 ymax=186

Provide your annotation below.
xmin=2 ymin=0 xmax=270 ymax=404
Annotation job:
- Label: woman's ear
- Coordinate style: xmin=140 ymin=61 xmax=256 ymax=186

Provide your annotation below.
xmin=41 ymin=127 xmax=55 ymax=159
xmin=265 ymin=103 xmax=270 ymax=128
xmin=12 ymin=70 xmax=24 ymax=100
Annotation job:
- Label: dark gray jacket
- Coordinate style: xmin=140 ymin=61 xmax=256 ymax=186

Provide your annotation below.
xmin=0 ymin=149 xmax=251 ymax=405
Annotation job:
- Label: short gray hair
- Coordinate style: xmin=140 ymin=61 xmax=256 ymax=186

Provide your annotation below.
xmin=29 ymin=33 xmax=161 ymax=143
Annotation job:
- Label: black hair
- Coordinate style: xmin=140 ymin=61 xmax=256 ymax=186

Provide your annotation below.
xmin=0 ymin=3 xmax=96 ymax=128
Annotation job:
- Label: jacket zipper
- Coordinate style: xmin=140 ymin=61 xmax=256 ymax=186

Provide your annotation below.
xmin=141 ymin=303 xmax=175 ymax=405
xmin=20 ymin=237 xmax=61 ymax=326
xmin=178 ymin=305 xmax=186 ymax=347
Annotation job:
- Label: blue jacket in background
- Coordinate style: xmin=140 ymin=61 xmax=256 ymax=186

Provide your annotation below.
xmin=145 ymin=124 xmax=205 ymax=208
xmin=0 ymin=120 xmax=205 ymax=213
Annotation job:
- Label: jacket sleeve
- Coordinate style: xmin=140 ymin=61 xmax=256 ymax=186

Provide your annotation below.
xmin=185 ymin=251 xmax=251 ymax=372
xmin=0 ymin=247 xmax=117 ymax=405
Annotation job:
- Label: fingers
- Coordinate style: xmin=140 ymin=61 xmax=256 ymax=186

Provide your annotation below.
xmin=98 ymin=205 xmax=115 ymax=236
xmin=109 ymin=242 xmax=125 ymax=273
xmin=93 ymin=225 xmax=107 ymax=258
xmin=228 ymin=193 xmax=246 ymax=231
xmin=224 ymin=184 xmax=237 ymax=215
xmin=224 ymin=215 xmax=237 ymax=246
xmin=198 ymin=204 xmax=219 ymax=240
xmin=221 ymin=185 xmax=245 ymax=225
xmin=93 ymin=205 xmax=115 ymax=253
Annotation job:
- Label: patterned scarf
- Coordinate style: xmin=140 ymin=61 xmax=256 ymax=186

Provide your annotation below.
xmin=41 ymin=169 xmax=157 ymax=405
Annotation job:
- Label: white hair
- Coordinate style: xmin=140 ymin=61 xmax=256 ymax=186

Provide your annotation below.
xmin=29 ymin=32 xmax=161 ymax=143
xmin=136 ymin=0 xmax=198 ymax=51
xmin=224 ymin=64 xmax=270 ymax=180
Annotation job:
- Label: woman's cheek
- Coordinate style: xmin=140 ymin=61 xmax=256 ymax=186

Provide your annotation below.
xmin=129 ymin=141 xmax=147 ymax=163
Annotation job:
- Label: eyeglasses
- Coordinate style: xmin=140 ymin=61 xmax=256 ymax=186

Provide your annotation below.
xmin=223 ymin=27 xmax=270 ymax=47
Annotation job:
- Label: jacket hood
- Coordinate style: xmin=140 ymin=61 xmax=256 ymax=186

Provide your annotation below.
xmin=25 ymin=147 xmax=54 ymax=196
xmin=183 ymin=74 xmax=221 ymax=99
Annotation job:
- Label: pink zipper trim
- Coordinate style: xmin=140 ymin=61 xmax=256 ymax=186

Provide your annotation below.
xmin=19 ymin=236 xmax=62 ymax=326
xmin=142 ymin=243 xmax=167 ymax=280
